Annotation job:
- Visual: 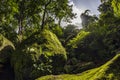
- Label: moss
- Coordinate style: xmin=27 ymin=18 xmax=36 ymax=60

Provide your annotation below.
xmin=0 ymin=34 xmax=15 ymax=51
xmin=11 ymin=50 xmax=33 ymax=80
xmin=27 ymin=30 xmax=67 ymax=59
xmin=67 ymin=30 xmax=90 ymax=48
xmin=40 ymin=30 xmax=66 ymax=58
xmin=0 ymin=34 xmax=15 ymax=63
xmin=32 ymin=30 xmax=67 ymax=74
xmin=36 ymin=54 xmax=120 ymax=80
xmin=112 ymin=0 xmax=120 ymax=17
xmin=11 ymin=30 xmax=67 ymax=80
xmin=28 ymin=30 xmax=67 ymax=73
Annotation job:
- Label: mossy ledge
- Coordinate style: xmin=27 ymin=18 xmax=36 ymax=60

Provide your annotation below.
xmin=36 ymin=54 xmax=120 ymax=80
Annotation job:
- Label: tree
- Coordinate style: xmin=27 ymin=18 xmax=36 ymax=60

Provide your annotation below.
xmin=40 ymin=0 xmax=76 ymax=29
xmin=80 ymin=10 xmax=98 ymax=29
xmin=62 ymin=24 xmax=79 ymax=46
xmin=14 ymin=0 xmax=42 ymax=41
xmin=0 ymin=0 xmax=75 ymax=42
xmin=98 ymin=0 xmax=113 ymax=13
xmin=0 ymin=0 xmax=18 ymax=42
xmin=17 ymin=0 xmax=75 ymax=40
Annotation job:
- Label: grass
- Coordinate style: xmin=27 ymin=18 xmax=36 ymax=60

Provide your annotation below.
xmin=36 ymin=54 xmax=120 ymax=80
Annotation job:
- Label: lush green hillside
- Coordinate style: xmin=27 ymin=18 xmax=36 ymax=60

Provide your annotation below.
xmin=36 ymin=54 xmax=120 ymax=80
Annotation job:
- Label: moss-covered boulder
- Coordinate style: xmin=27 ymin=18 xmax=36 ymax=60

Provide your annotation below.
xmin=0 ymin=34 xmax=15 ymax=64
xmin=11 ymin=30 xmax=67 ymax=80
xmin=29 ymin=30 xmax=67 ymax=75
xmin=36 ymin=54 xmax=120 ymax=80
xmin=0 ymin=34 xmax=15 ymax=80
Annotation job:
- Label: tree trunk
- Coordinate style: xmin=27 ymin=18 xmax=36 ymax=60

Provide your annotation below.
xmin=41 ymin=8 xmax=46 ymax=30
xmin=18 ymin=1 xmax=24 ymax=42
xmin=41 ymin=0 xmax=51 ymax=30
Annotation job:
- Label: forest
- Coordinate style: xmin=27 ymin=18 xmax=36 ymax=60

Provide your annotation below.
xmin=0 ymin=0 xmax=120 ymax=80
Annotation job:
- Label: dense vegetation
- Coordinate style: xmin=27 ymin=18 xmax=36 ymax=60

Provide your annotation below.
xmin=36 ymin=54 xmax=120 ymax=80
xmin=0 ymin=0 xmax=120 ymax=80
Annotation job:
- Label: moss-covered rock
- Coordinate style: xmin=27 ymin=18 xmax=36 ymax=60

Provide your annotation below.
xmin=29 ymin=30 xmax=67 ymax=74
xmin=36 ymin=54 xmax=120 ymax=80
xmin=11 ymin=30 xmax=67 ymax=80
xmin=0 ymin=34 xmax=15 ymax=80
xmin=11 ymin=50 xmax=33 ymax=80
xmin=0 ymin=34 xmax=15 ymax=63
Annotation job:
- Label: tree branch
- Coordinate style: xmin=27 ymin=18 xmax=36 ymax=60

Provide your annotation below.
xmin=41 ymin=0 xmax=52 ymax=30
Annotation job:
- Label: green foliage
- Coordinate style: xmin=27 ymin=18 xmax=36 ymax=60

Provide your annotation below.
xmin=0 ymin=0 xmax=18 ymax=25
xmin=36 ymin=54 xmax=120 ymax=80
xmin=67 ymin=21 xmax=120 ymax=63
xmin=98 ymin=1 xmax=113 ymax=14
xmin=67 ymin=1 xmax=120 ymax=66
xmin=0 ymin=25 xmax=18 ymax=43
xmin=68 ymin=30 xmax=90 ymax=48
xmin=66 ymin=8 xmax=120 ymax=73
xmin=0 ymin=1 xmax=18 ymax=43
xmin=112 ymin=0 xmax=120 ymax=17
xmin=62 ymin=24 xmax=79 ymax=45
xmin=0 ymin=0 xmax=75 ymax=42
xmin=50 ymin=24 xmax=63 ymax=38
xmin=80 ymin=10 xmax=98 ymax=29
xmin=1 ymin=0 xmax=120 ymax=80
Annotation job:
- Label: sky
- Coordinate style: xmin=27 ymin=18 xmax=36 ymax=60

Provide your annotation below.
xmin=62 ymin=0 xmax=101 ymax=28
